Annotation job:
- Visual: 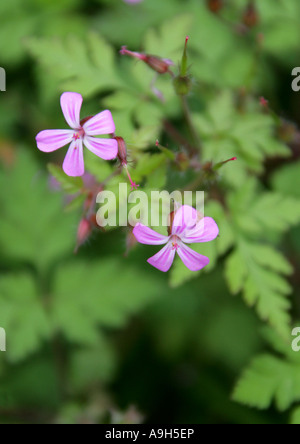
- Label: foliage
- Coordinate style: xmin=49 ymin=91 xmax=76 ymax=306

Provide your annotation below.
xmin=1 ymin=0 xmax=300 ymax=425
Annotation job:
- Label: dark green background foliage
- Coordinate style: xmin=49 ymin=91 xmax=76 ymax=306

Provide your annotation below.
xmin=1 ymin=0 xmax=300 ymax=424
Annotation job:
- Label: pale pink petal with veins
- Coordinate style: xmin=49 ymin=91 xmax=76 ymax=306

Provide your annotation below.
xmin=177 ymin=241 xmax=210 ymax=271
xmin=180 ymin=217 xmax=219 ymax=244
xmin=63 ymin=139 xmax=84 ymax=177
xmin=147 ymin=242 xmax=176 ymax=272
xmin=172 ymin=205 xmax=199 ymax=238
xmin=60 ymin=92 xmax=83 ymax=129
xmin=83 ymin=136 xmax=118 ymax=160
xmin=133 ymin=223 xmax=169 ymax=245
xmin=83 ymin=110 xmax=116 ymax=136
xmin=36 ymin=129 xmax=74 ymax=152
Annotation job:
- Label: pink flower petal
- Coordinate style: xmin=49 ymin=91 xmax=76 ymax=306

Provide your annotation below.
xmin=60 ymin=92 xmax=83 ymax=129
xmin=177 ymin=242 xmax=210 ymax=271
xmin=83 ymin=110 xmax=115 ymax=136
xmin=147 ymin=242 xmax=176 ymax=272
xmin=63 ymin=139 xmax=84 ymax=177
xmin=133 ymin=223 xmax=169 ymax=245
xmin=172 ymin=205 xmax=199 ymax=238
xmin=36 ymin=129 xmax=74 ymax=152
xmin=84 ymin=136 xmax=118 ymax=160
xmin=181 ymin=217 xmax=219 ymax=244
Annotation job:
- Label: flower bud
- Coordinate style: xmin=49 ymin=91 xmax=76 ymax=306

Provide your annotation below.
xmin=207 ymin=0 xmax=224 ymax=14
xmin=75 ymin=218 xmax=92 ymax=253
xmin=120 ymin=46 xmax=173 ymax=75
xmin=114 ymin=136 xmax=128 ymax=165
xmin=173 ymin=36 xmax=192 ymax=96
xmin=242 ymin=1 xmax=259 ymax=28
xmin=173 ymin=76 xmax=192 ymax=96
xmin=260 ymin=97 xmax=269 ymax=108
xmin=213 ymin=157 xmax=237 ymax=171
xmin=146 ymin=56 xmax=173 ymax=74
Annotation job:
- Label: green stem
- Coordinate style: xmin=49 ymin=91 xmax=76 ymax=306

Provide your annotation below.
xmin=163 ymin=119 xmax=194 ymax=152
xmin=180 ymin=95 xmax=201 ymax=154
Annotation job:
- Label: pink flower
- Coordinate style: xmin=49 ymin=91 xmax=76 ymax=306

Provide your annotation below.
xmin=133 ymin=205 xmax=219 ymax=272
xmin=36 ymin=92 xmax=118 ymax=177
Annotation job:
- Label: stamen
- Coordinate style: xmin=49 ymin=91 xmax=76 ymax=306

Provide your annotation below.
xmin=171 ymin=235 xmax=179 ymax=250
xmin=73 ymin=128 xmax=85 ymax=141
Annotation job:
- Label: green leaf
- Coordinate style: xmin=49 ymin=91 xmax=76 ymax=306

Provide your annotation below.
xmin=145 ymin=164 xmax=167 ymax=190
xmin=0 ymin=0 xmax=87 ymax=66
xmin=271 ymin=161 xmax=300 ymax=198
xmin=290 ymin=407 xmax=300 ymax=425
xmin=144 ymin=14 xmax=194 ymax=60
xmin=196 ymin=92 xmax=290 ymax=187
xmin=51 ymin=258 xmax=163 ymax=346
xmin=94 ymin=0 xmax=186 ymax=48
xmin=229 ymin=179 xmax=300 ymax=236
xmin=84 ymin=149 xmax=114 ymax=183
xmin=48 ymin=163 xmax=83 ymax=194
xmin=26 ymin=32 xmax=123 ymax=97
xmin=259 ymin=0 xmax=300 ymax=63
xmin=233 ymin=355 xmax=300 ymax=411
xmin=129 ymin=126 xmax=159 ymax=151
xmin=224 ymin=179 xmax=300 ymax=337
xmin=131 ymin=154 xmax=166 ymax=182
xmin=249 ymin=193 xmax=300 ymax=233
xmin=3 ymin=355 xmax=60 ymax=409
xmin=64 ymin=193 xmax=86 ymax=213
xmin=225 ymin=249 xmax=248 ymax=295
xmin=0 ymin=273 xmax=50 ymax=362
xmin=69 ymin=338 xmax=116 ymax=392
xmin=225 ymin=240 xmax=292 ymax=338
xmin=0 ymin=150 xmax=77 ymax=270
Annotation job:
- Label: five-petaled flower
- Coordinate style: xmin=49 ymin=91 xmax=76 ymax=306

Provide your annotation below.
xmin=133 ymin=205 xmax=219 ymax=272
xmin=36 ymin=92 xmax=118 ymax=177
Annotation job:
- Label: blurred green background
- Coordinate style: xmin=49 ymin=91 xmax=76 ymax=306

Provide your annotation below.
xmin=1 ymin=0 xmax=300 ymax=424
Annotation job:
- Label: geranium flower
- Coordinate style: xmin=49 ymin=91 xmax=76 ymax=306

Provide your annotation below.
xmin=133 ymin=205 xmax=219 ymax=272
xmin=36 ymin=92 xmax=118 ymax=177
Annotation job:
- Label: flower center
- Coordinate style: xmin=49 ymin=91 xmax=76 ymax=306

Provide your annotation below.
xmin=73 ymin=128 xmax=85 ymax=141
xmin=171 ymin=235 xmax=179 ymax=250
